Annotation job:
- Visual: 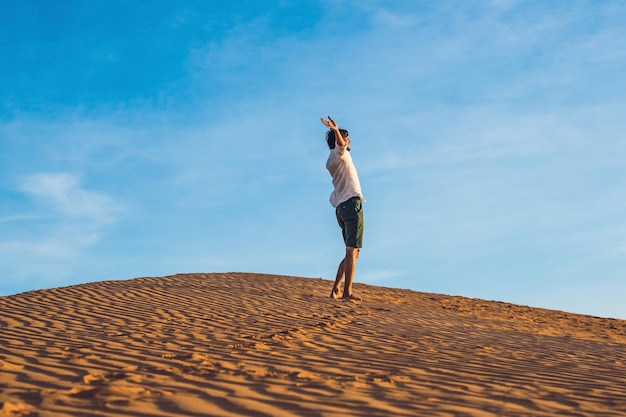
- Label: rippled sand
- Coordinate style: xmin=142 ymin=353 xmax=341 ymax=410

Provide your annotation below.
xmin=1 ymin=273 xmax=625 ymax=416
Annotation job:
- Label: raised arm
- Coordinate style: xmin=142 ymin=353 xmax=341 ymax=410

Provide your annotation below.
xmin=321 ymin=116 xmax=347 ymax=147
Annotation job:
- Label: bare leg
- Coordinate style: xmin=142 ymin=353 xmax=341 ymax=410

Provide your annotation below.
xmin=330 ymin=259 xmax=345 ymax=298
xmin=342 ymin=247 xmax=359 ymax=299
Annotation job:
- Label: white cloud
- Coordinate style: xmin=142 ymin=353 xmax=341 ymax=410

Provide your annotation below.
xmin=0 ymin=239 xmax=80 ymax=261
xmin=0 ymin=173 xmax=124 ymax=293
xmin=18 ymin=173 xmax=121 ymax=223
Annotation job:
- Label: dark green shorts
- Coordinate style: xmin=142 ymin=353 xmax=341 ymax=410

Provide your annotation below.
xmin=336 ymin=197 xmax=364 ymax=248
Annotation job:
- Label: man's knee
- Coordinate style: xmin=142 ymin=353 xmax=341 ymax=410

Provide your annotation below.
xmin=346 ymin=246 xmax=359 ymax=260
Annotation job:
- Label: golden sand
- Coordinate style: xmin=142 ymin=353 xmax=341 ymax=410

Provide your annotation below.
xmin=1 ymin=273 xmax=625 ymax=416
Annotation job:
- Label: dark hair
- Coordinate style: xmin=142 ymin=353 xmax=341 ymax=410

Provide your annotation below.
xmin=326 ymin=128 xmax=349 ymax=149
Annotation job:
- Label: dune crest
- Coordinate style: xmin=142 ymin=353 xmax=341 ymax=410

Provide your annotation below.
xmin=1 ymin=273 xmax=625 ymax=416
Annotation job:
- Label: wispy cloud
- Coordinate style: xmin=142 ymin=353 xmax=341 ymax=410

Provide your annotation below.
xmin=0 ymin=173 xmax=123 ymax=292
xmin=18 ymin=173 xmax=121 ymax=223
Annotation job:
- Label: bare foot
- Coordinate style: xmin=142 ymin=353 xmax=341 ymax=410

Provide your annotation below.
xmin=342 ymin=294 xmax=362 ymax=301
xmin=330 ymin=287 xmax=340 ymax=299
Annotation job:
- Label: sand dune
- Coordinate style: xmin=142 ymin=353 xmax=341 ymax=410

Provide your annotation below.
xmin=1 ymin=272 xmax=625 ymax=416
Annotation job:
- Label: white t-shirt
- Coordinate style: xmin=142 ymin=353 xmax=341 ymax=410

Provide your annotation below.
xmin=326 ymin=144 xmax=363 ymax=208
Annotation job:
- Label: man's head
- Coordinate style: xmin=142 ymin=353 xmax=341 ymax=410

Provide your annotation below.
xmin=326 ymin=128 xmax=350 ymax=150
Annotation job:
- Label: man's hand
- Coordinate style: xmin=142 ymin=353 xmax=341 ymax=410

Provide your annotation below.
xmin=321 ymin=115 xmax=349 ymax=148
xmin=321 ymin=116 xmax=338 ymax=130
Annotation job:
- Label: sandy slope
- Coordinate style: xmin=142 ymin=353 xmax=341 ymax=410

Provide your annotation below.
xmin=1 ymin=273 xmax=625 ymax=416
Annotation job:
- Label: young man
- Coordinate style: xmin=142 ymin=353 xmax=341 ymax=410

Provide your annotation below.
xmin=321 ymin=116 xmax=364 ymax=300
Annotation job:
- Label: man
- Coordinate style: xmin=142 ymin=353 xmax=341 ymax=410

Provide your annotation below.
xmin=321 ymin=116 xmax=364 ymax=300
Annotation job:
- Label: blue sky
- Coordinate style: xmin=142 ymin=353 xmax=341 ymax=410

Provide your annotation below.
xmin=2 ymin=1 xmax=625 ymax=319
